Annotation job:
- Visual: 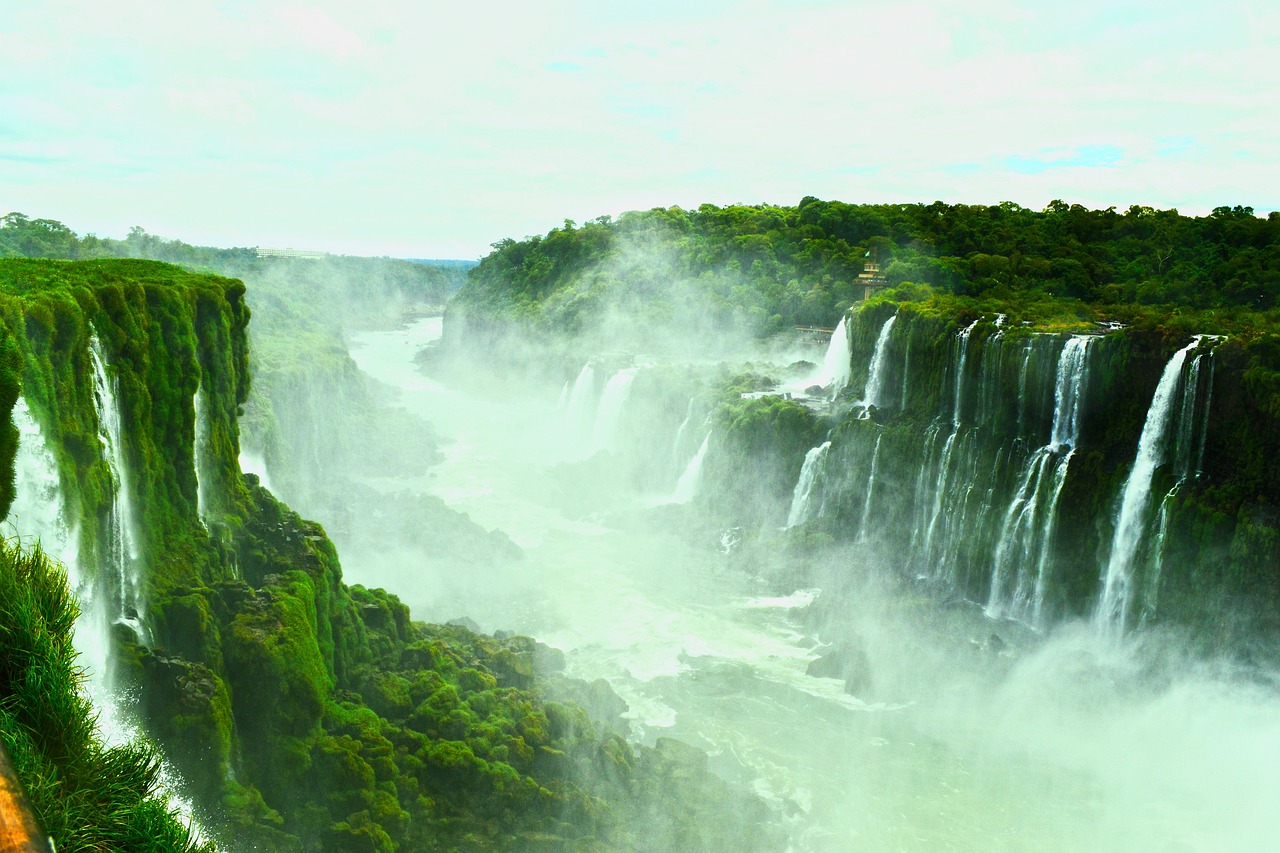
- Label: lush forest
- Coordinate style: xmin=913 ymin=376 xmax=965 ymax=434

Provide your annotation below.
xmin=453 ymin=199 xmax=1280 ymax=339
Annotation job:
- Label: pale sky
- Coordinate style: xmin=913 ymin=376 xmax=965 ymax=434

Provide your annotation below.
xmin=2 ymin=0 xmax=1277 ymax=258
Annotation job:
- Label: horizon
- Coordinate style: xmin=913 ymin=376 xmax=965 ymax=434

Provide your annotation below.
xmin=3 ymin=0 xmax=1277 ymax=258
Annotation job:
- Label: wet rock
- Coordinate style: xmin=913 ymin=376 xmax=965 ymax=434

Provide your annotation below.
xmin=446 ymin=615 xmax=483 ymax=633
xmin=806 ymin=639 xmax=872 ymax=696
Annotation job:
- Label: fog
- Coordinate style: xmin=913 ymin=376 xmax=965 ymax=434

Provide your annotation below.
xmin=244 ymin=300 xmax=1280 ymax=851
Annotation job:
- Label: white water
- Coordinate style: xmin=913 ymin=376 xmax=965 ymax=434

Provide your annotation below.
xmin=591 ymin=367 xmax=639 ymax=454
xmin=564 ymin=361 xmax=599 ymax=447
xmin=193 ymin=384 xmax=212 ymax=524
xmin=856 ymin=434 xmax=883 ymax=544
xmin=340 ymin=318 xmax=1280 ymax=852
xmin=89 ymin=335 xmax=147 ymax=648
xmin=788 ymin=316 xmax=852 ymax=397
xmin=858 ymin=314 xmax=896 ymax=417
xmin=987 ymin=336 xmax=1094 ymax=623
xmin=785 ymin=441 xmax=831 ymax=528
xmin=5 ymin=397 xmax=79 ymax=571
xmin=7 ymin=390 xmax=205 ymax=838
xmin=238 ymin=445 xmax=276 ymax=493
xmin=671 ymin=432 xmax=711 ymax=504
xmin=1097 ymin=339 xmax=1201 ymax=636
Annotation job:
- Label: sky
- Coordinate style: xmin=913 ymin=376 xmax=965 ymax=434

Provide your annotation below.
xmin=1 ymin=0 xmax=1277 ymax=259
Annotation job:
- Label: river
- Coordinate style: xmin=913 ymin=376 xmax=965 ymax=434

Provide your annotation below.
xmin=339 ymin=316 xmax=1280 ymax=852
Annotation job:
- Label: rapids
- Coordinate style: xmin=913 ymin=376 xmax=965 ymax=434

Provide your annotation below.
xmin=335 ymin=317 xmax=1280 ymax=852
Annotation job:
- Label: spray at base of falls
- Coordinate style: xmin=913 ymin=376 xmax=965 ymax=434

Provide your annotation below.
xmin=786 ymin=441 xmax=831 ymax=528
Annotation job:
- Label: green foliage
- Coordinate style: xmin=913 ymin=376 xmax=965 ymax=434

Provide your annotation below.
xmin=0 ymin=540 xmax=211 ymax=852
xmin=452 ymin=199 xmax=1280 ymax=348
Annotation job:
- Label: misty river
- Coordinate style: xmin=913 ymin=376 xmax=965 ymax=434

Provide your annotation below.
xmin=339 ymin=317 xmax=1280 ymax=852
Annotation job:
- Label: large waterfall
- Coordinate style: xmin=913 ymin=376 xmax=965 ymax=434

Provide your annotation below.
xmin=858 ymin=313 xmax=897 ymax=416
xmin=814 ymin=313 xmax=855 ymax=394
xmin=671 ymin=432 xmax=711 ymax=504
xmin=194 ymin=383 xmax=212 ymax=524
xmin=348 ymin=314 xmax=1280 ymax=853
xmin=89 ymin=335 xmax=148 ymax=649
xmin=786 ymin=441 xmax=831 ymax=527
xmin=986 ymin=335 xmax=1094 ymax=624
xmin=1098 ymin=338 xmax=1218 ymax=633
xmin=6 ymin=397 xmax=78 ymax=570
xmin=591 ymin=367 xmax=639 ymax=454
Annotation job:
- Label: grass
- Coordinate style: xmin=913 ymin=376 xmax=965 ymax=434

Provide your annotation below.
xmin=0 ymin=538 xmax=213 ymax=852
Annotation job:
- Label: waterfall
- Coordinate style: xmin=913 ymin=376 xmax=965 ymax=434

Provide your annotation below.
xmin=670 ymin=397 xmax=700 ymax=480
xmin=194 ymin=383 xmax=212 ymax=524
xmin=785 ymin=441 xmax=831 ymax=528
xmin=950 ymin=319 xmax=981 ymax=424
xmin=90 ymin=335 xmax=147 ymax=648
xmin=856 ymin=434 xmax=883 ymax=543
xmin=1097 ymin=339 xmax=1201 ymax=635
xmin=5 ymin=397 xmax=79 ymax=570
xmin=1138 ymin=339 xmax=1222 ymax=622
xmin=817 ymin=316 xmax=852 ymax=396
xmin=239 ymin=445 xmax=276 ymax=493
xmin=912 ymin=321 xmax=980 ymax=573
xmin=975 ymin=324 xmax=1006 ymax=427
xmin=671 ymin=432 xmax=711 ymax=504
xmin=591 ymin=368 xmax=639 ymax=454
xmin=987 ymin=336 xmax=1094 ymax=623
xmin=564 ymin=362 xmax=599 ymax=445
xmin=858 ymin=314 xmax=897 ymax=418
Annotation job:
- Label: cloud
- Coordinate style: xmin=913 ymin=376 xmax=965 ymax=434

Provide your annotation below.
xmin=1 ymin=0 xmax=1276 ymax=256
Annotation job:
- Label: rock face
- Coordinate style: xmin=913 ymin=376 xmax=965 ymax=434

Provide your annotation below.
xmin=700 ymin=301 xmax=1280 ymax=633
xmin=805 ymin=641 xmax=873 ymax=697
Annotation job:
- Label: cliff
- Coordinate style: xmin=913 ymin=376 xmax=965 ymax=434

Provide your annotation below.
xmin=0 ymin=259 xmax=778 ymax=852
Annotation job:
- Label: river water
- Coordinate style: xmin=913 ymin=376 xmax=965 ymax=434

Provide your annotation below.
xmin=341 ymin=317 xmax=1280 ymax=852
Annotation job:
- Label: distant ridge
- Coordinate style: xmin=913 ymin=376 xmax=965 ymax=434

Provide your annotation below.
xmin=406 ymin=258 xmax=479 ymax=269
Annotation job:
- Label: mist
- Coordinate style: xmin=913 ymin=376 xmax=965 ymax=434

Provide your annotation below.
xmin=231 ymin=240 xmax=1280 ymax=851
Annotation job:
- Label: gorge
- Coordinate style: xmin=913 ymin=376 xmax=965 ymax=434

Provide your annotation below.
xmin=3 ymin=199 xmax=1280 ymax=852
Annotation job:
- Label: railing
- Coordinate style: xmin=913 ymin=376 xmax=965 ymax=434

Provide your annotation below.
xmin=0 ymin=743 xmax=53 ymax=853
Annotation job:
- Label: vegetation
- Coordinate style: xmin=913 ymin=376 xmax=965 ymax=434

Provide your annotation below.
xmin=451 ymin=199 xmax=1280 ymax=342
xmin=0 ymin=540 xmax=210 ymax=852
xmin=0 ymin=257 xmax=777 ymax=851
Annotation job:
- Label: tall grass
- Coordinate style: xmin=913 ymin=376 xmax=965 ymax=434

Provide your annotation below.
xmin=0 ymin=539 xmax=213 ymax=852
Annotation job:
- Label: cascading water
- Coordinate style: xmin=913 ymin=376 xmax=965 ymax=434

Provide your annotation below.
xmin=986 ymin=335 xmax=1094 ymax=624
xmin=90 ymin=335 xmax=147 ymax=648
xmin=1138 ymin=340 xmax=1222 ymax=623
xmin=913 ymin=319 xmax=981 ymax=575
xmin=591 ymin=367 xmax=639 ymax=454
xmin=855 ymin=433 xmax=883 ymax=543
xmin=858 ymin=314 xmax=897 ymax=418
xmin=671 ymin=397 xmax=698 ymax=477
xmin=194 ymin=383 xmax=212 ymax=524
xmin=1097 ymin=338 xmax=1202 ymax=635
xmin=795 ymin=315 xmax=852 ymax=397
xmin=5 ymin=397 xmax=79 ymax=571
xmin=564 ymin=361 xmax=599 ymax=446
xmin=785 ymin=441 xmax=831 ymax=528
xmin=671 ymin=432 xmax=711 ymax=504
